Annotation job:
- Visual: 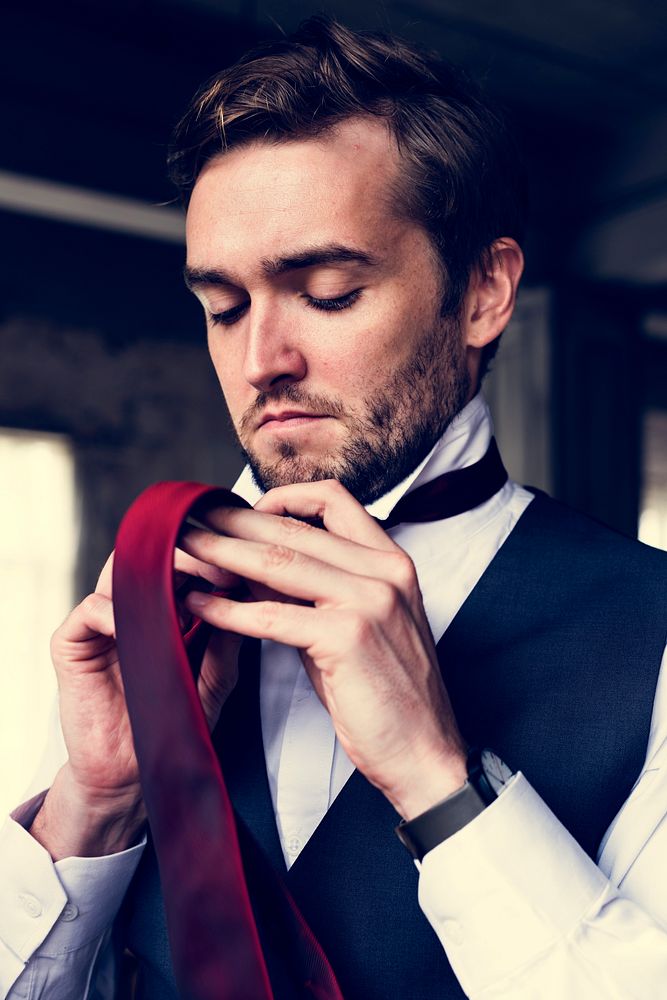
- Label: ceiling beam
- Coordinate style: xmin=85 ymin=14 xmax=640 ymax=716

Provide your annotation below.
xmin=0 ymin=170 xmax=185 ymax=243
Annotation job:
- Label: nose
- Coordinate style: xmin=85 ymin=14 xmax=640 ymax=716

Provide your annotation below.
xmin=242 ymin=301 xmax=307 ymax=394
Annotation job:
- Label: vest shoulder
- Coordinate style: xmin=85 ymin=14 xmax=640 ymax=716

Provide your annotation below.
xmin=522 ymin=487 xmax=667 ymax=575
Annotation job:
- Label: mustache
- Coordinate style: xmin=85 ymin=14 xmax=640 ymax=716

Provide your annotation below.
xmin=239 ymin=383 xmax=345 ymax=436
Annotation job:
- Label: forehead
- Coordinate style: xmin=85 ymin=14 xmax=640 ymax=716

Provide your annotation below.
xmin=185 ymin=118 xmax=406 ymax=269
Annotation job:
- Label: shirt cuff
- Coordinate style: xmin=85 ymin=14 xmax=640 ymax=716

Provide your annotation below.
xmin=0 ymin=812 xmax=145 ymax=993
xmin=416 ymin=772 xmax=609 ymax=996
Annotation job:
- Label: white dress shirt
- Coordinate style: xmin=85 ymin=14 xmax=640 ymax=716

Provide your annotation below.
xmin=2 ymin=392 xmax=667 ymax=999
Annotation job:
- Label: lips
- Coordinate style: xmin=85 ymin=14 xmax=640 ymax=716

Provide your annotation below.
xmin=258 ymin=410 xmax=327 ymax=428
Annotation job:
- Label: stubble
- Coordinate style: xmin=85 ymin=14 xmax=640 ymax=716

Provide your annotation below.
xmin=235 ymin=314 xmax=471 ymax=506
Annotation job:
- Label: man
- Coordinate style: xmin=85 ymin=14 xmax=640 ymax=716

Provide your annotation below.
xmin=1 ymin=14 xmax=666 ymax=999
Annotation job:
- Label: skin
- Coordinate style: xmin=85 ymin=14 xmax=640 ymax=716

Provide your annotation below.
xmin=184 ymin=121 xmax=473 ymax=506
xmin=31 ymin=117 xmax=523 ymax=859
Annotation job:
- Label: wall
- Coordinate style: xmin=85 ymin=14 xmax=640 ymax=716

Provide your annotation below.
xmin=1 ymin=313 xmax=242 ymax=599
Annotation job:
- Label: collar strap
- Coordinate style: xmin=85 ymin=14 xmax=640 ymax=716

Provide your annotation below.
xmin=381 ymin=437 xmax=508 ymax=529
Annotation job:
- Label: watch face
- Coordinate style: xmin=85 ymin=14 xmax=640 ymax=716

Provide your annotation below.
xmin=480 ymin=749 xmax=514 ymax=795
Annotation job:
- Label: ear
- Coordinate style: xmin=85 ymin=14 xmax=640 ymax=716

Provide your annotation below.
xmin=463 ymin=238 xmax=524 ymax=352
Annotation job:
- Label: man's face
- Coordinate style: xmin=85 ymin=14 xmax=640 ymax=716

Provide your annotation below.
xmin=185 ymin=118 xmax=472 ymax=504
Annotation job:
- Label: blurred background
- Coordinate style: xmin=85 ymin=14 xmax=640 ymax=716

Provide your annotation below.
xmin=2 ymin=0 xmax=667 ymax=813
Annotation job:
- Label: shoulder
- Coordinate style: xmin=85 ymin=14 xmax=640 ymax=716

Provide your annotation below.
xmin=497 ymin=488 xmax=667 ymax=635
xmin=520 ymin=486 xmax=667 ymax=575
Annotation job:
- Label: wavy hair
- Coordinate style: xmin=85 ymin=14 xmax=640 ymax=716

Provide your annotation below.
xmin=168 ymin=14 xmax=527 ymax=380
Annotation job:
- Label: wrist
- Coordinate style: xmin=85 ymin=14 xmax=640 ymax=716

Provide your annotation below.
xmin=394 ymin=748 xmax=514 ymax=861
xmin=384 ymin=746 xmax=468 ymax=822
xmin=29 ymin=765 xmax=147 ymax=861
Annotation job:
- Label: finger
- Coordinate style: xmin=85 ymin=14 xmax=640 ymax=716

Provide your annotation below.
xmin=197 ymin=628 xmax=244 ymax=730
xmin=173 ymin=551 xmax=246 ymax=636
xmin=94 ymin=540 xmax=244 ymax=643
xmin=173 ymin=547 xmax=243 ymax=592
xmin=186 ymin=521 xmax=432 ymax=664
xmin=94 ymin=540 xmax=243 ymax=605
xmin=95 ymin=552 xmax=114 ymax=597
xmin=190 ymin=505 xmax=409 ymax=586
xmin=185 ymin=591 xmax=326 ymax=650
xmin=244 ymin=480 xmax=397 ymax=550
xmin=55 ymin=594 xmax=116 ymax=645
xmin=179 ymin=527 xmax=388 ymax=607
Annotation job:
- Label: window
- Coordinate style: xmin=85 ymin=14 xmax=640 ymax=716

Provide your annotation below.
xmin=0 ymin=430 xmax=77 ymax=817
xmin=639 ymin=410 xmax=667 ymax=552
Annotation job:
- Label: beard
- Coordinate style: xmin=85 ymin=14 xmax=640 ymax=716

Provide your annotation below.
xmin=234 ymin=313 xmax=471 ymax=506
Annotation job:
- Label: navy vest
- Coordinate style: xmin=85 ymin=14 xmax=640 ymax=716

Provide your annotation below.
xmin=118 ymin=491 xmax=667 ymax=999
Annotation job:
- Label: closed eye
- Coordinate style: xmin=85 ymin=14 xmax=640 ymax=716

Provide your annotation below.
xmin=302 ymin=289 xmax=363 ymax=312
xmin=208 ymin=289 xmax=363 ymax=327
xmin=208 ymin=301 xmax=250 ymax=327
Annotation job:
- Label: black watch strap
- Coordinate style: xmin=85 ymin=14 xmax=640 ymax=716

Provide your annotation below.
xmin=394 ymin=748 xmax=505 ymax=862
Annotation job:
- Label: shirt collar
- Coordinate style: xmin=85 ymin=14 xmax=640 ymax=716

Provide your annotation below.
xmin=231 ymin=391 xmax=495 ymax=520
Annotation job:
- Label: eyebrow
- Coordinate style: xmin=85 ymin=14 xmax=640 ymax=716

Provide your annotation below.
xmin=183 ymin=243 xmax=382 ymax=290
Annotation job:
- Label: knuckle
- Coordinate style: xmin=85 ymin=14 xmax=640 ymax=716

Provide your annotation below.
xmin=255 ymin=601 xmax=277 ymax=631
xmin=195 ymin=529 xmax=220 ymax=556
xmin=389 ymin=551 xmax=418 ymax=591
xmin=324 ymin=478 xmax=347 ymax=497
xmin=346 ymin=611 xmax=371 ymax=644
xmin=263 ymin=543 xmax=296 ymax=570
xmin=279 ymin=516 xmax=312 ymax=538
xmin=80 ymin=593 xmax=106 ymax=617
xmin=369 ymin=580 xmax=400 ymax=618
xmin=50 ymin=593 xmax=103 ymax=656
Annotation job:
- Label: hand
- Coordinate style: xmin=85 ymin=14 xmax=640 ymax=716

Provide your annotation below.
xmin=30 ymin=546 xmax=243 ymax=859
xmin=182 ymin=479 xmax=468 ymax=821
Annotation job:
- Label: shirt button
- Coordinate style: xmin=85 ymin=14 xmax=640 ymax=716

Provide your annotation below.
xmin=285 ymin=835 xmax=302 ymax=857
xmin=18 ymin=893 xmax=42 ymax=918
xmin=61 ymin=902 xmax=79 ymax=922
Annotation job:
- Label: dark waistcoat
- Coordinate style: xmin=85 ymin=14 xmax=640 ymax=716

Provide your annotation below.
xmin=118 ymin=491 xmax=667 ymax=999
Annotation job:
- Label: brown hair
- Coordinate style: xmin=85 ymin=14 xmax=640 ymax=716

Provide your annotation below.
xmin=168 ymin=14 xmax=527 ymax=380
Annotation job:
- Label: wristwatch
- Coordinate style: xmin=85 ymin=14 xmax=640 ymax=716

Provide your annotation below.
xmin=394 ymin=747 xmax=513 ymax=862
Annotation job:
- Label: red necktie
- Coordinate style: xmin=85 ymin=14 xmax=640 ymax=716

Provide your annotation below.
xmin=112 ymin=440 xmax=507 ymax=999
